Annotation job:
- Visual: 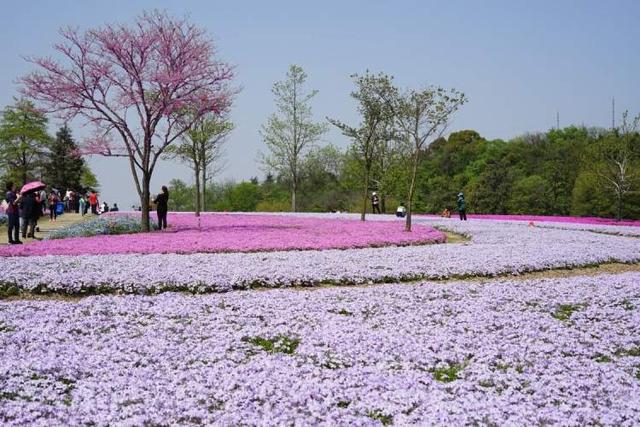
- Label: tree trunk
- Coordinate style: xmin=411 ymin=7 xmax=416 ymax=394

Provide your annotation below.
xmin=201 ymin=167 xmax=207 ymax=212
xmin=361 ymin=168 xmax=369 ymax=221
xmin=194 ymin=166 xmax=201 ymax=217
xmin=22 ymin=151 xmax=28 ymax=185
xmin=141 ymin=174 xmax=152 ymax=232
xmin=200 ymin=146 xmax=207 ymax=212
xmin=616 ymin=192 xmax=623 ymax=221
xmin=405 ymin=150 xmax=420 ymax=232
xmin=291 ymin=178 xmax=297 ymax=212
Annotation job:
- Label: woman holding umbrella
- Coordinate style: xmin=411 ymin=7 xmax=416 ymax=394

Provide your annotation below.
xmin=18 ymin=181 xmax=47 ymax=239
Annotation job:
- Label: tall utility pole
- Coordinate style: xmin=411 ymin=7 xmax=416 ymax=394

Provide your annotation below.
xmin=612 ymin=97 xmax=616 ymax=129
xmin=556 ymin=111 xmax=560 ymax=130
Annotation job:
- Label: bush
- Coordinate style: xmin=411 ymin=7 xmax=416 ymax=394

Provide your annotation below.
xmin=46 ymin=215 xmax=158 ymax=240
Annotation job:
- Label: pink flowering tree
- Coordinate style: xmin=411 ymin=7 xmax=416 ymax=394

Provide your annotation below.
xmin=21 ymin=11 xmax=235 ymax=231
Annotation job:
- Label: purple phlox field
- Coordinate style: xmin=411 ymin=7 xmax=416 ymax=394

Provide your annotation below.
xmin=1 ymin=273 xmax=639 ymax=425
xmin=1 ymin=215 xmax=639 ymax=294
xmin=418 ymin=213 xmax=640 ymax=228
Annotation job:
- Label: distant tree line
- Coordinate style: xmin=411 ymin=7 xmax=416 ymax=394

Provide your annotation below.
xmin=13 ymin=10 xmax=639 ymax=232
xmin=169 ymin=122 xmax=640 ymax=220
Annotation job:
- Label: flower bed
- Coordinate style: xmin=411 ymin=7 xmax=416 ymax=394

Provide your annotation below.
xmin=46 ymin=214 xmax=157 ymax=240
xmin=2 ymin=216 xmax=640 ymax=295
xmin=1 ymin=273 xmax=639 ymax=425
xmin=0 ymin=213 xmax=446 ymax=257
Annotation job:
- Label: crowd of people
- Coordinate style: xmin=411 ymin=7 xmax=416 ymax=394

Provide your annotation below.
xmin=2 ymin=181 xmax=122 ymax=243
xmin=3 ymin=181 xmax=171 ymax=243
xmin=4 ymin=181 xmax=43 ymax=244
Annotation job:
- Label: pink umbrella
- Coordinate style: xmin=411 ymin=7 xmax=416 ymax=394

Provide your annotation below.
xmin=20 ymin=181 xmax=46 ymax=195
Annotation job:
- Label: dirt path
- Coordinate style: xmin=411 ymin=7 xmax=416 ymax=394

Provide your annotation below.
xmin=0 ymin=212 xmax=89 ymax=245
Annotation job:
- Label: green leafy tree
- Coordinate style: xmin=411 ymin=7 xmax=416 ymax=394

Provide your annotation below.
xmin=79 ymin=166 xmax=100 ymax=192
xmin=465 ymin=144 xmax=513 ymax=214
xmin=373 ymin=135 xmax=412 ymax=212
xmin=167 ymin=179 xmax=196 ymax=211
xmin=165 ymin=113 xmax=233 ymax=216
xmin=507 ymin=175 xmax=551 ymax=214
xmin=43 ymin=125 xmax=86 ymax=191
xmin=256 ymin=173 xmax=290 ymax=212
xmin=214 ymin=181 xmax=261 ymax=211
xmin=260 ymin=65 xmax=327 ymax=212
xmin=417 ymin=130 xmax=487 ymax=212
xmin=591 ymin=111 xmax=640 ymax=220
xmin=378 ymin=82 xmax=467 ymax=230
xmin=328 ymin=72 xmax=395 ymax=220
xmin=0 ymin=99 xmax=51 ymax=185
xmin=298 ymin=144 xmax=350 ymax=212
xmin=571 ymin=171 xmax=612 ymax=217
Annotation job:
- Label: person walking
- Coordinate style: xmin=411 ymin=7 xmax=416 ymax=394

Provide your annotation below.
xmin=457 ymin=192 xmax=467 ymax=221
xmin=48 ymin=191 xmax=59 ymax=222
xmin=396 ymin=202 xmax=406 ymax=218
xmin=371 ymin=192 xmax=381 ymax=214
xmin=153 ymin=186 xmax=169 ymax=229
xmin=4 ymin=182 xmax=21 ymax=244
xmin=88 ymin=190 xmax=99 ymax=215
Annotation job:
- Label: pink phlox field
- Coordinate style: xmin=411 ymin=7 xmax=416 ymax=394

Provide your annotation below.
xmin=0 ymin=213 xmax=446 ymax=257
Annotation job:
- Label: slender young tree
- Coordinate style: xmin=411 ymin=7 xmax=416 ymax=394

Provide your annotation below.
xmin=594 ymin=111 xmax=640 ymax=220
xmin=328 ymin=72 xmax=394 ymax=221
xmin=21 ymin=11 xmax=234 ymax=230
xmin=260 ymin=65 xmax=326 ymax=212
xmin=164 ymin=113 xmax=232 ymax=215
xmin=378 ymin=83 xmax=467 ymax=231
xmin=0 ymin=99 xmax=51 ymax=185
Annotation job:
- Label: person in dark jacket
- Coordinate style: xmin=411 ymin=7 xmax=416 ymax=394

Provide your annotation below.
xmin=153 ymin=186 xmax=169 ymax=229
xmin=48 ymin=191 xmax=59 ymax=222
xmin=5 ymin=182 xmax=21 ymax=244
xmin=456 ymin=192 xmax=467 ymax=221
xmin=371 ymin=192 xmax=381 ymax=214
xmin=19 ymin=192 xmax=38 ymax=238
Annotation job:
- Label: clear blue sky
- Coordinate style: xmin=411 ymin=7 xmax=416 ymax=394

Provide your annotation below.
xmin=1 ymin=0 xmax=639 ymax=208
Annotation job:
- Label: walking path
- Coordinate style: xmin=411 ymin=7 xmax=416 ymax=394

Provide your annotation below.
xmin=0 ymin=213 xmax=87 ymax=245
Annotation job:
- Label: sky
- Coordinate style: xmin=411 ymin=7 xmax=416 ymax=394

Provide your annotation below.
xmin=1 ymin=0 xmax=639 ymax=208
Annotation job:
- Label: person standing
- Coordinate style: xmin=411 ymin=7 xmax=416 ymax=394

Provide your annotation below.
xmin=78 ymin=195 xmax=86 ymax=216
xmin=4 ymin=182 xmax=21 ymax=244
xmin=48 ymin=191 xmax=59 ymax=222
xmin=153 ymin=186 xmax=169 ymax=229
xmin=88 ymin=190 xmax=99 ymax=215
xmin=39 ymin=189 xmax=47 ymax=216
xmin=457 ymin=192 xmax=467 ymax=221
xmin=20 ymin=192 xmax=37 ymax=238
xmin=371 ymin=192 xmax=381 ymax=214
